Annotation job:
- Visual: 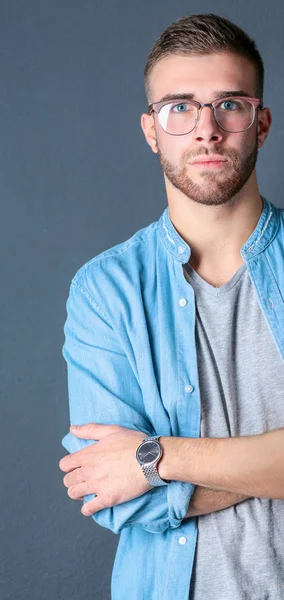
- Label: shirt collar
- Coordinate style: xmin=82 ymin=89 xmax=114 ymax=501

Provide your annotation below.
xmin=157 ymin=195 xmax=280 ymax=263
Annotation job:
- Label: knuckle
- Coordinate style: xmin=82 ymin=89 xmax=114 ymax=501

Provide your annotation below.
xmin=102 ymin=492 xmax=113 ymax=508
xmin=86 ymin=424 xmax=95 ymax=437
xmin=67 ymin=486 xmax=75 ymax=498
xmin=80 ymin=466 xmax=88 ymax=480
xmin=82 ymin=465 xmax=95 ymax=482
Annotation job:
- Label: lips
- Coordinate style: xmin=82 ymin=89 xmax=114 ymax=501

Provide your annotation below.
xmin=189 ymin=156 xmax=228 ymax=170
xmin=190 ymin=157 xmax=227 ymax=164
xmin=191 ymin=160 xmax=227 ymax=170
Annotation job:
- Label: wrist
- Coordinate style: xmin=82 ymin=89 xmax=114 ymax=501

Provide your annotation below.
xmin=157 ymin=436 xmax=184 ymax=481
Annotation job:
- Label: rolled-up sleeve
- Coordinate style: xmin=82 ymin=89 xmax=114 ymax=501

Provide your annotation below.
xmin=61 ymin=279 xmax=195 ymax=534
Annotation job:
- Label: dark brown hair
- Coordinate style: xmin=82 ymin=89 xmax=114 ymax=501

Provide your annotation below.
xmin=144 ymin=14 xmax=264 ymax=105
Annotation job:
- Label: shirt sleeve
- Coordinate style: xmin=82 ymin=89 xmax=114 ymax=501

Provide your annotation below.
xmin=61 ymin=279 xmax=195 ymax=535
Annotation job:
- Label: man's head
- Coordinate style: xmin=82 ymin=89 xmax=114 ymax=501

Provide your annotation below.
xmin=141 ymin=14 xmax=271 ymax=207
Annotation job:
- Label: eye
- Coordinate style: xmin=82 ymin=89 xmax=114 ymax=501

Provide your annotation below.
xmin=171 ymin=102 xmax=191 ymax=113
xmin=218 ymin=100 xmax=239 ymax=110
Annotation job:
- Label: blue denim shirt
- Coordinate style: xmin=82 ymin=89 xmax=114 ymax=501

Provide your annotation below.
xmin=61 ymin=196 xmax=284 ymax=600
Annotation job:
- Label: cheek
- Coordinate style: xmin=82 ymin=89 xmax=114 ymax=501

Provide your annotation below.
xmin=157 ymin=133 xmax=192 ymax=163
xmin=240 ymin=126 xmax=258 ymax=148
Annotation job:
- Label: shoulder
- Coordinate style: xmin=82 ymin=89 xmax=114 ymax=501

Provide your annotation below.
xmin=69 ymin=216 xmax=161 ymax=310
xmin=73 ymin=218 xmax=159 ymax=281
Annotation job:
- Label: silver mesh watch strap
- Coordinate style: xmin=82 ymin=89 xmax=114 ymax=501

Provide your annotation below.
xmin=141 ymin=462 xmax=168 ymax=486
xmin=141 ymin=435 xmax=169 ymax=487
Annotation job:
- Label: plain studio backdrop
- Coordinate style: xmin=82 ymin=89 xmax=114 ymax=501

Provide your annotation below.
xmin=1 ymin=1 xmax=283 ymax=599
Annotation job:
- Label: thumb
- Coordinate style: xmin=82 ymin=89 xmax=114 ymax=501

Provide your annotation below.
xmin=69 ymin=423 xmax=97 ymax=438
xmin=69 ymin=422 xmax=116 ymax=439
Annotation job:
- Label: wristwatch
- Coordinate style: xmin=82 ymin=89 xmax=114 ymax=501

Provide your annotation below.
xmin=136 ymin=435 xmax=170 ymax=487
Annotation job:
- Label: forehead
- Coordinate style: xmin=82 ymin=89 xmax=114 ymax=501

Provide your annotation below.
xmin=149 ymin=52 xmax=256 ymax=101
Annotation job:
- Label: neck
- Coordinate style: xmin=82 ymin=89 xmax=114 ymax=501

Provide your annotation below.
xmin=166 ymin=174 xmax=263 ymax=264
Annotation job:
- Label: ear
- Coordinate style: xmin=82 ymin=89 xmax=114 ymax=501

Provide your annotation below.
xmin=257 ymin=106 xmax=272 ymax=148
xmin=141 ymin=112 xmax=158 ymax=154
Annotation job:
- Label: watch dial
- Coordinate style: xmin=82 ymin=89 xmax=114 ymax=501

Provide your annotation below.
xmin=138 ymin=441 xmax=160 ymax=464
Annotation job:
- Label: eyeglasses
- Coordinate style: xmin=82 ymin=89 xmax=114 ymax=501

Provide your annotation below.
xmin=148 ymin=95 xmax=263 ymax=135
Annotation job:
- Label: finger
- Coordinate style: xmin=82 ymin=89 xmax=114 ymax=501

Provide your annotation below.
xmin=68 ymin=494 xmax=84 ymax=501
xmin=59 ymin=447 xmax=89 ymax=472
xmin=70 ymin=423 xmax=120 ymax=439
xmin=81 ymin=497 xmax=106 ymax=516
xmin=63 ymin=467 xmax=85 ymax=488
xmin=67 ymin=483 xmax=91 ymax=500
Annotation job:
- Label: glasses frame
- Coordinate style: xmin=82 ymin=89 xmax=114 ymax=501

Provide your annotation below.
xmin=148 ymin=95 xmax=263 ymax=135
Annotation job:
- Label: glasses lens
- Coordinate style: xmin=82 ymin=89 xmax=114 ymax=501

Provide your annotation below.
xmin=214 ymin=98 xmax=254 ymax=132
xmin=158 ymin=101 xmax=198 ymax=135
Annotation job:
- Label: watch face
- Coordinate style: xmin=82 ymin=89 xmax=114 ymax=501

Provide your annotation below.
xmin=137 ymin=440 xmax=161 ymax=465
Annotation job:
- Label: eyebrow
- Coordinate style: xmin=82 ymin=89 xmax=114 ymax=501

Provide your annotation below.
xmin=157 ymin=90 xmax=251 ymax=103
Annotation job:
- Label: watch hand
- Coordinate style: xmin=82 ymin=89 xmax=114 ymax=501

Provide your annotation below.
xmin=144 ymin=451 xmax=157 ymax=459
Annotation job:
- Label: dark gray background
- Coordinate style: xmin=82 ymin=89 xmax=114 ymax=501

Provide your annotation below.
xmin=1 ymin=1 xmax=283 ymax=599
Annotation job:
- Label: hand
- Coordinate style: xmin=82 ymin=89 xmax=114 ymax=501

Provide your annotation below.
xmin=59 ymin=423 xmax=152 ymax=516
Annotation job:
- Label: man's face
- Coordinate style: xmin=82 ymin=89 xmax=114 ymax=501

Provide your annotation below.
xmin=141 ymin=53 xmax=270 ymax=206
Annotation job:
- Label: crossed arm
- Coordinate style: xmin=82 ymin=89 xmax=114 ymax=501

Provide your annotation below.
xmin=184 ymin=486 xmax=251 ymax=518
xmin=157 ymin=428 xmax=284 ymax=518
xmin=61 ymin=281 xmax=284 ymax=531
xmin=60 ymin=422 xmax=284 ymax=519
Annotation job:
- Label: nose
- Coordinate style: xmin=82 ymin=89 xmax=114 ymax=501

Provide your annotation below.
xmin=193 ymin=105 xmax=224 ymax=143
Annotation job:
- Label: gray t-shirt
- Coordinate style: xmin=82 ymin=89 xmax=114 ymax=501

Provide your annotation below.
xmin=182 ymin=261 xmax=284 ymax=600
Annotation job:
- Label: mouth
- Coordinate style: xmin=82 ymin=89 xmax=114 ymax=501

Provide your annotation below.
xmin=190 ymin=160 xmax=228 ymax=169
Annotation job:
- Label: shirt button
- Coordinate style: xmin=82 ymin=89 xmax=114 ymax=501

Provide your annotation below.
xmin=185 ymin=385 xmax=194 ymax=393
xmin=178 ymin=536 xmax=187 ymax=545
xmin=178 ymin=246 xmax=185 ymax=254
xmin=179 ymin=298 xmax=187 ymax=307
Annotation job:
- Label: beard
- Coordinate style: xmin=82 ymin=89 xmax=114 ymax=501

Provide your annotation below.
xmin=156 ymin=136 xmax=258 ymax=206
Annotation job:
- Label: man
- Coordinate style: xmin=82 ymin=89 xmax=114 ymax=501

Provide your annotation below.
xmin=59 ymin=13 xmax=284 ymax=600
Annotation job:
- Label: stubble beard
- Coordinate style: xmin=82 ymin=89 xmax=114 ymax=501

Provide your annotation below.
xmin=156 ymin=138 xmax=259 ymax=206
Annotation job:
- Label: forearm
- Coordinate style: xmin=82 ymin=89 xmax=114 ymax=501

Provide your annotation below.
xmin=184 ymin=485 xmax=251 ymax=518
xmin=158 ymin=428 xmax=284 ymax=499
